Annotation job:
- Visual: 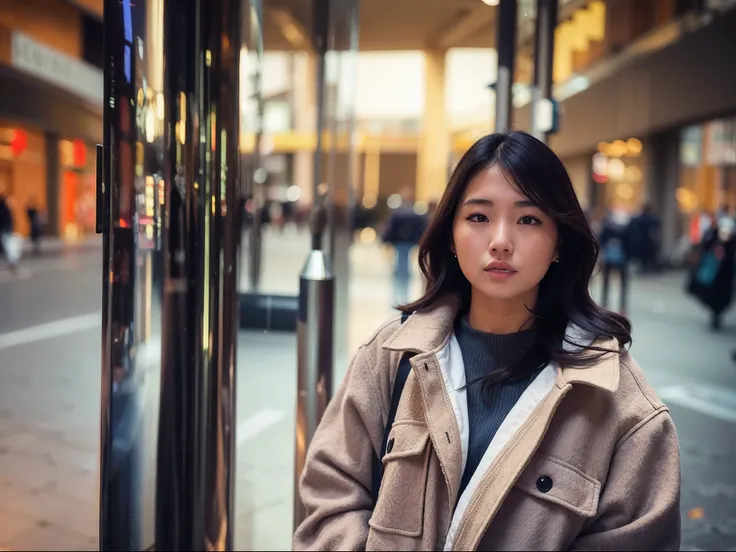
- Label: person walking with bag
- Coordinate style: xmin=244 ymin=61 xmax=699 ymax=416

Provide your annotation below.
xmin=687 ymin=216 xmax=736 ymax=330
xmin=294 ymin=132 xmax=680 ymax=551
xmin=0 ymin=194 xmax=20 ymax=272
xmin=598 ymin=209 xmax=632 ymax=316
xmin=382 ymin=189 xmax=428 ymax=306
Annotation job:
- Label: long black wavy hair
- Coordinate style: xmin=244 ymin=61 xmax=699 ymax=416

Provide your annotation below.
xmin=401 ymin=131 xmax=631 ymax=386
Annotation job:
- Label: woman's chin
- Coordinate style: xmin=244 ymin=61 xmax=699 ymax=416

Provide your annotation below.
xmin=472 ymin=283 xmax=530 ymax=303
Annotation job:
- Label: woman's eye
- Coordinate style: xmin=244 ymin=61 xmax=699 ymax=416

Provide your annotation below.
xmin=519 ymin=215 xmax=541 ymax=225
xmin=466 ymin=213 xmax=488 ymax=223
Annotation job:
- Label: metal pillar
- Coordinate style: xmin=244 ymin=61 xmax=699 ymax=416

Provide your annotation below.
xmin=294 ymin=0 xmax=336 ymax=531
xmin=294 ymin=206 xmax=335 ymax=529
xmin=99 ymin=0 xmax=163 ymax=549
xmin=531 ymin=0 xmax=559 ymax=142
xmin=324 ymin=0 xmax=360 ymax=387
xmin=312 ymin=0 xmax=329 ymax=196
xmin=247 ymin=50 xmax=266 ymax=293
xmin=155 ymin=0 xmax=240 ymax=548
xmin=495 ymin=0 xmax=517 ymax=134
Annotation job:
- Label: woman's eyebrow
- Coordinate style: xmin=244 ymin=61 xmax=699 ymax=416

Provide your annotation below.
xmin=461 ymin=198 xmax=538 ymax=207
xmin=462 ymin=197 xmax=492 ymax=207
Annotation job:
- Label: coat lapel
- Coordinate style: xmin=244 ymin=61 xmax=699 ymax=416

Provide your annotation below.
xmin=380 ymin=295 xmax=622 ymax=551
xmin=449 ymin=378 xmax=573 ymax=550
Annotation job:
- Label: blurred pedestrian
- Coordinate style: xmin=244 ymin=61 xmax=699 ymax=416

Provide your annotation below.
xmin=598 ymin=209 xmax=633 ymax=315
xmin=295 ymin=131 xmax=680 ymax=551
xmin=717 ymin=203 xmax=732 ymax=225
xmin=629 ymin=203 xmax=661 ymax=272
xmin=0 ymin=193 xmax=20 ymax=272
xmin=688 ymin=209 xmax=715 ymax=265
xmin=687 ymin=216 xmax=736 ymax=331
xmin=381 ymin=189 xmax=427 ymax=305
xmin=26 ymin=197 xmax=44 ymax=256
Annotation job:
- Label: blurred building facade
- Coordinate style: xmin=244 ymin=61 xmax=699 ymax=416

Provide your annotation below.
xmin=2 ymin=0 xmax=736 ymax=264
xmin=510 ymin=0 xmax=736 ymax=262
xmin=249 ymin=0 xmax=736 ymax=264
xmin=0 ymin=0 xmax=103 ymax=239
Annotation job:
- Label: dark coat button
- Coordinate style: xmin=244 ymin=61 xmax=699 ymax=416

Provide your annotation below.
xmin=386 ymin=438 xmax=394 ymax=454
xmin=536 ymin=475 xmax=553 ymax=493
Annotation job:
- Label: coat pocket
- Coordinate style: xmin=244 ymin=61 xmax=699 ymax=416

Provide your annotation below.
xmin=515 ymin=453 xmax=601 ymax=518
xmin=369 ymin=421 xmax=431 ymax=538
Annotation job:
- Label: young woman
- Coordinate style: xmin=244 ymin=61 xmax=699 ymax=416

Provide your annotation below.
xmin=294 ymin=132 xmax=681 ymax=551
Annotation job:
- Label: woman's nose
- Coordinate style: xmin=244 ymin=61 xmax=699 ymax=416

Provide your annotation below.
xmin=491 ymin=241 xmax=512 ymax=254
xmin=489 ymin=224 xmax=513 ymax=255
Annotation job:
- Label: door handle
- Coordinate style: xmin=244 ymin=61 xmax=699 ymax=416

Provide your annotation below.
xmin=95 ymin=143 xmax=105 ymax=234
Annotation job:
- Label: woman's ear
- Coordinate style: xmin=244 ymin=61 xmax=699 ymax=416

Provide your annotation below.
xmin=552 ymin=237 xmax=562 ymax=263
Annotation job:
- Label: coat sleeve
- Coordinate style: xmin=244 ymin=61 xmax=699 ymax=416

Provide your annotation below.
xmin=570 ymin=408 xmax=681 ymax=551
xmin=293 ymin=346 xmax=387 ymax=551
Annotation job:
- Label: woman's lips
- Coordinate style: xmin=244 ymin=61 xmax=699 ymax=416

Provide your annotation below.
xmin=484 ymin=267 xmax=517 ymax=279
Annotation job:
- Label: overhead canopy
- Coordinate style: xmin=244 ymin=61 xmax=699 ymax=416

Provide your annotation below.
xmin=68 ymin=0 xmax=501 ymax=51
xmin=264 ymin=0 xmax=498 ymax=51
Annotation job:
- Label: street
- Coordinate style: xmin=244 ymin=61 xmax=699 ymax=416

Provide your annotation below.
xmin=0 ymin=233 xmax=734 ymax=551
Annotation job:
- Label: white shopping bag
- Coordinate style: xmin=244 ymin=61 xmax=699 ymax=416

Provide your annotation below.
xmin=1 ymin=233 xmax=23 ymax=264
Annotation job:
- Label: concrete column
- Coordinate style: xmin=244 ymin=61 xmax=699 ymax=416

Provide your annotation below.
xmin=645 ymin=130 xmax=682 ymax=264
xmin=416 ymin=49 xmax=449 ymax=203
xmin=531 ymin=0 xmax=558 ymax=142
xmin=495 ymin=0 xmax=517 ymax=134
xmin=44 ymin=132 xmax=60 ymax=236
xmin=294 ymin=53 xmax=317 ymax=208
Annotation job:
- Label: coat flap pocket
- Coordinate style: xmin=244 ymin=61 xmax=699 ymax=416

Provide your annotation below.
xmin=515 ymin=454 xmax=601 ymax=518
xmin=371 ymin=421 xmax=431 ymax=538
xmin=382 ymin=422 xmax=430 ymax=463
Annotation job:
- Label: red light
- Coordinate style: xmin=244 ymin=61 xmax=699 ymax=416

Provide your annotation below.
xmin=73 ymin=139 xmax=87 ymax=167
xmin=11 ymin=129 xmax=27 ymax=158
xmin=593 ymin=172 xmax=608 ymax=184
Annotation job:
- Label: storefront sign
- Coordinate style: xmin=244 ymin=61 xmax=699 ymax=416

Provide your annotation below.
xmin=11 ymin=31 xmax=103 ymax=107
xmin=705 ymin=118 xmax=736 ymax=166
xmin=680 ymin=125 xmax=703 ymax=167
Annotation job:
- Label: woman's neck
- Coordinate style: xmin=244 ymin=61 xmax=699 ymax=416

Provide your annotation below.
xmin=467 ymin=288 xmax=538 ymax=334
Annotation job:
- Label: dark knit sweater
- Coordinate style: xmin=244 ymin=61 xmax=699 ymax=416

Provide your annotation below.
xmin=455 ymin=316 xmax=540 ymax=498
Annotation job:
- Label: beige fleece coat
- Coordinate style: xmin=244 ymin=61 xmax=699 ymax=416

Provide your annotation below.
xmin=294 ymin=295 xmax=681 ymax=551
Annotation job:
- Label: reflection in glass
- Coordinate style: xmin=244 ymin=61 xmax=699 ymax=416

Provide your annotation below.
xmin=322 ymin=0 xmax=361 ymax=375
xmin=240 ymin=0 xmax=266 ymax=294
xmin=155 ymin=0 xmax=243 ymax=548
xmin=100 ymin=0 xmax=164 ymax=550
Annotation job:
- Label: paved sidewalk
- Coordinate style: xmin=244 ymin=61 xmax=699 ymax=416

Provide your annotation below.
xmin=22 ymin=236 xmax=102 ymax=257
xmin=0 ymin=229 xmax=734 ymax=550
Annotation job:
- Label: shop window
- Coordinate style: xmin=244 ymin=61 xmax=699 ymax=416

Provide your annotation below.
xmin=59 ymin=139 xmax=96 ymax=239
xmin=0 ymin=125 xmax=46 ymax=237
xmin=591 ymin=138 xmax=646 ymax=214
xmin=679 ymin=117 xmax=736 ymax=221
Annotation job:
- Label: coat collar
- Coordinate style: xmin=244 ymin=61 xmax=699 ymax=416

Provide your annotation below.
xmin=556 ymin=337 xmax=621 ymax=393
xmin=381 ymin=293 xmax=620 ymax=393
xmin=381 ymin=293 xmax=463 ymax=354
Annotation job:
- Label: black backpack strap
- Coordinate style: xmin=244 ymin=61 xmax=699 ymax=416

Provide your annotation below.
xmin=371 ymin=311 xmax=413 ymax=505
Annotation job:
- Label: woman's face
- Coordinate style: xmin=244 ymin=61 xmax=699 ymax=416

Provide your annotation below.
xmin=452 ymin=165 xmax=559 ymax=307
